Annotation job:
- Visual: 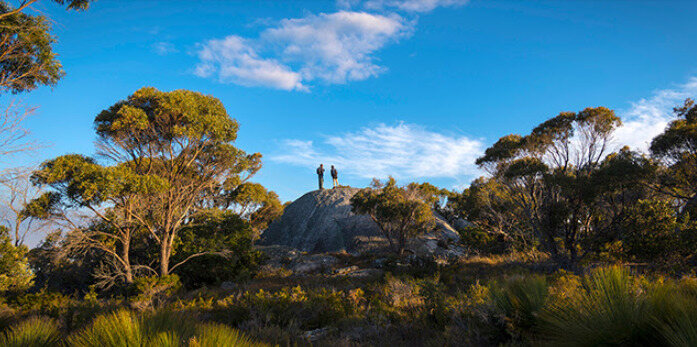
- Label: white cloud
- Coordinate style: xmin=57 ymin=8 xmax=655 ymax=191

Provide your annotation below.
xmin=264 ymin=11 xmax=411 ymax=84
xmin=195 ymin=0 xmax=472 ymax=91
xmin=614 ymin=77 xmax=697 ymax=152
xmin=363 ymin=0 xmax=469 ymax=13
xmin=272 ymin=123 xmax=484 ymax=180
xmin=152 ymin=42 xmax=178 ymax=55
xmin=195 ymin=36 xmax=306 ymax=91
xmin=195 ymin=11 xmax=409 ymax=90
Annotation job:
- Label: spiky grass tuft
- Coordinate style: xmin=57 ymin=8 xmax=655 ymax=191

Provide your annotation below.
xmin=0 ymin=317 xmax=60 ymax=347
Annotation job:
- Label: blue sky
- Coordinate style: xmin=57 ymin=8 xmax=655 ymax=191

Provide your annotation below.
xmin=6 ymin=0 xmax=697 ymax=203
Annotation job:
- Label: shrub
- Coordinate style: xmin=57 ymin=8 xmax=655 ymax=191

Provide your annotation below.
xmin=239 ymin=285 xmax=359 ymax=330
xmin=0 ymin=317 xmax=60 ymax=347
xmin=174 ymin=210 xmax=263 ymax=289
xmin=0 ymin=226 xmax=33 ymax=293
xmin=130 ymin=275 xmax=181 ymax=310
xmin=621 ymin=199 xmax=681 ymax=262
xmin=12 ymin=290 xmax=74 ymax=318
xmin=458 ymin=226 xmax=509 ymax=255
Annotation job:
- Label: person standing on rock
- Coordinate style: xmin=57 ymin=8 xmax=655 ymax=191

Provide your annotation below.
xmin=316 ymin=164 xmax=325 ymax=190
xmin=331 ymin=165 xmax=338 ymax=188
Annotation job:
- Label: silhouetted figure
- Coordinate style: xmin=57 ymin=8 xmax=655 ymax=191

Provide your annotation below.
xmin=331 ymin=165 xmax=338 ymax=188
xmin=316 ymin=164 xmax=325 ymax=190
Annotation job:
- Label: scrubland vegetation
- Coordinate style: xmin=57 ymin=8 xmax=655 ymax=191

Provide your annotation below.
xmin=6 ymin=255 xmax=697 ymax=346
xmin=4 ymin=1 xmax=697 ymax=346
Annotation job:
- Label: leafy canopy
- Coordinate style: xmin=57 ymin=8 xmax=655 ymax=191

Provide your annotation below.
xmin=351 ymin=177 xmax=435 ymax=255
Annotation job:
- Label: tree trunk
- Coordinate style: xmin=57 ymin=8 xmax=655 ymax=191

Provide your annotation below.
xmin=122 ymin=241 xmax=133 ymax=284
xmin=160 ymin=239 xmax=170 ymax=276
xmin=14 ymin=217 xmax=21 ymax=247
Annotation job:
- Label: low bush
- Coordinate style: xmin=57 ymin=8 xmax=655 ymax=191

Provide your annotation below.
xmin=458 ymin=226 xmax=509 ymax=255
xmin=129 ymin=275 xmax=181 ymax=310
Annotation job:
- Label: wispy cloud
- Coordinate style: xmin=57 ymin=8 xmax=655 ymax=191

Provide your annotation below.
xmin=272 ymin=123 xmax=484 ymax=180
xmin=363 ymin=0 xmax=469 ymax=13
xmin=152 ymin=42 xmax=178 ymax=55
xmin=614 ymin=77 xmax=697 ymax=152
xmin=195 ymin=0 xmax=467 ymax=91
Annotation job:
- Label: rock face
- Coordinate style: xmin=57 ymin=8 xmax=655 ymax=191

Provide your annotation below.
xmin=259 ymin=188 xmax=381 ymax=253
xmin=259 ymin=187 xmax=463 ymax=254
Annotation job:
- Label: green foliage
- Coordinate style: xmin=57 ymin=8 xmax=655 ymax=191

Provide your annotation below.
xmin=174 ymin=210 xmax=262 ymax=289
xmin=0 ymin=0 xmax=92 ymax=94
xmin=248 ymin=192 xmax=285 ymax=232
xmin=219 ymin=182 xmax=285 ymax=232
xmin=0 ymin=226 xmax=33 ymax=292
xmin=539 ymin=266 xmax=658 ymax=345
xmin=190 ymin=322 xmax=265 ymax=347
xmin=503 ymin=157 xmax=548 ymax=179
xmin=32 ymin=86 xmax=266 ymax=281
xmin=651 ymin=98 xmax=697 ymax=215
xmin=69 ymin=309 xmax=266 ymax=347
xmin=469 ymin=106 xmax=654 ymax=266
xmin=92 ymin=87 xmax=262 ymax=276
xmin=475 ymin=134 xmax=524 ymax=167
xmin=351 ymin=177 xmax=435 ymax=255
xmin=130 ymin=275 xmax=181 ymax=310
xmin=69 ymin=310 xmax=143 ymax=346
xmin=237 ymin=285 xmax=362 ymax=330
xmin=490 ymin=275 xmax=548 ymax=338
xmin=620 ymin=199 xmax=682 ymax=262
xmin=0 ymin=317 xmax=60 ymax=347
xmin=32 ymin=154 xmax=166 ymax=206
xmin=406 ymin=182 xmax=453 ymax=210
xmin=0 ymin=2 xmax=62 ymax=94
xmin=458 ymin=226 xmax=509 ymax=254
xmin=12 ymin=290 xmax=73 ymax=316
xmin=28 ymin=232 xmax=102 ymax=295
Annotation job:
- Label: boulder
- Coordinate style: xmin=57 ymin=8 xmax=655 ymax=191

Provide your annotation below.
xmin=259 ymin=188 xmax=382 ymax=253
xmin=259 ymin=187 xmax=462 ymax=254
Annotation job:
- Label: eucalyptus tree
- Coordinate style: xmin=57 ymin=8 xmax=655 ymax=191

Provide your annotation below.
xmin=221 ymin=182 xmax=284 ymax=232
xmin=474 ymin=107 xmax=629 ymax=265
xmin=31 ymin=154 xmax=165 ymax=284
xmin=650 ymin=98 xmax=697 ymax=214
xmin=0 ymin=0 xmax=91 ymax=176
xmin=351 ymin=177 xmax=435 ymax=255
xmin=0 ymin=0 xmax=92 ymax=93
xmin=32 ymin=88 xmax=263 ymax=281
xmin=449 ymin=177 xmax=532 ymax=249
xmin=92 ymin=87 xmax=261 ymax=276
xmin=0 ymin=169 xmax=56 ymax=246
